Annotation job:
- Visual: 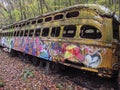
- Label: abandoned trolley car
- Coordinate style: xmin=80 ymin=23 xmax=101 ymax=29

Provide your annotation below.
xmin=0 ymin=4 xmax=120 ymax=77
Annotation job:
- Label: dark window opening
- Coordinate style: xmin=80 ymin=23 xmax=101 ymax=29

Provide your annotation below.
xmin=15 ymin=25 xmax=19 ymax=28
xmin=29 ymin=29 xmax=34 ymax=36
xmin=51 ymin=27 xmax=60 ymax=37
xmin=26 ymin=22 xmax=30 ymax=25
xmin=11 ymin=32 xmax=14 ymax=36
xmin=21 ymin=23 xmax=25 ymax=27
xmin=113 ymin=21 xmax=119 ymax=40
xmin=20 ymin=31 xmax=23 ymax=36
xmin=54 ymin=14 xmax=63 ymax=20
xmin=42 ymin=28 xmax=49 ymax=37
xmin=3 ymin=33 xmax=5 ymax=36
xmin=37 ymin=19 xmax=43 ymax=23
xmin=45 ymin=17 xmax=52 ymax=22
xmin=80 ymin=25 xmax=102 ymax=39
xmin=24 ymin=30 xmax=28 ymax=36
xmin=14 ymin=31 xmax=17 ymax=36
xmin=32 ymin=20 xmax=36 ymax=24
xmin=16 ymin=31 xmax=20 ymax=36
xmin=18 ymin=24 xmax=21 ymax=27
xmin=63 ymin=25 xmax=76 ymax=37
xmin=66 ymin=11 xmax=79 ymax=18
xmin=35 ymin=28 xmax=41 ymax=36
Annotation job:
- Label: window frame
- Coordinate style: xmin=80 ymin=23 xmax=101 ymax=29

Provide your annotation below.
xmin=62 ymin=25 xmax=77 ymax=38
xmin=42 ymin=27 xmax=50 ymax=37
xmin=66 ymin=10 xmax=79 ymax=18
xmin=35 ymin=28 xmax=41 ymax=37
xmin=54 ymin=13 xmax=64 ymax=20
xmin=51 ymin=27 xmax=60 ymax=37
xmin=80 ymin=25 xmax=102 ymax=39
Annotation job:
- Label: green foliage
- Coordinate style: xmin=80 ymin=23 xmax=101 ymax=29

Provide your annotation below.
xmin=56 ymin=83 xmax=64 ymax=90
xmin=0 ymin=82 xmax=4 ymax=87
xmin=0 ymin=0 xmax=120 ymax=26
xmin=21 ymin=69 xmax=34 ymax=80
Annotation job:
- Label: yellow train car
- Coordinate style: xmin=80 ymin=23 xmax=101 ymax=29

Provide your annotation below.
xmin=1 ymin=4 xmax=120 ymax=77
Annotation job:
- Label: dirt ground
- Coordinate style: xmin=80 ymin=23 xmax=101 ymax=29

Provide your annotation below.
xmin=0 ymin=49 xmax=87 ymax=90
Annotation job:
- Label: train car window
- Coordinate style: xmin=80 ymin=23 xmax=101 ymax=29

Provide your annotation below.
xmin=21 ymin=23 xmax=25 ymax=27
xmin=51 ymin=27 xmax=60 ymax=37
xmin=113 ymin=21 xmax=119 ymax=40
xmin=66 ymin=11 xmax=79 ymax=18
xmin=35 ymin=28 xmax=41 ymax=36
xmin=24 ymin=30 xmax=28 ymax=36
xmin=32 ymin=20 xmax=36 ymax=24
xmin=5 ymin=33 xmax=7 ymax=36
xmin=37 ymin=19 xmax=43 ymax=23
xmin=45 ymin=17 xmax=52 ymax=22
xmin=14 ymin=31 xmax=16 ymax=36
xmin=5 ymin=32 xmax=8 ymax=36
xmin=20 ymin=31 xmax=23 ymax=36
xmin=29 ymin=29 xmax=34 ymax=37
xmin=63 ymin=25 xmax=76 ymax=37
xmin=18 ymin=24 xmax=22 ymax=27
xmin=11 ymin=32 xmax=14 ymax=36
xmin=26 ymin=22 xmax=30 ymax=25
xmin=54 ymin=14 xmax=63 ymax=20
xmin=16 ymin=31 xmax=20 ymax=36
xmin=80 ymin=25 xmax=102 ymax=39
xmin=42 ymin=28 xmax=49 ymax=37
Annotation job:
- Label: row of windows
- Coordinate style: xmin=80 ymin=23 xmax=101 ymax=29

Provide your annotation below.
xmin=3 ymin=11 xmax=80 ymax=30
xmin=2 ymin=25 xmax=102 ymax=39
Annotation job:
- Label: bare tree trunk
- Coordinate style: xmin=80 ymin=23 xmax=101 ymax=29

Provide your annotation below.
xmin=54 ymin=0 xmax=57 ymax=10
xmin=37 ymin=0 xmax=40 ymax=15
xmin=39 ymin=0 xmax=43 ymax=14
xmin=68 ymin=0 xmax=72 ymax=6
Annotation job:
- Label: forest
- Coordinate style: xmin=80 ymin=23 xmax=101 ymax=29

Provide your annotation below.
xmin=0 ymin=0 xmax=120 ymax=27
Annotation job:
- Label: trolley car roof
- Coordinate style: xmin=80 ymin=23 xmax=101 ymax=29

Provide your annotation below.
xmin=2 ymin=4 xmax=120 ymax=30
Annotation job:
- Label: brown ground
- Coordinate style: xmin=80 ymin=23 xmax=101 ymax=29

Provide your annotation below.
xmin=0 ymin=49 xmax=86 ymax=90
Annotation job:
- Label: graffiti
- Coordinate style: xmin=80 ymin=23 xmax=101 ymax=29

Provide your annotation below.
xmin=61 ymin=43 xmax=103 ymax=68
xmin=25 ymin=37 xmax=30 ymax=53
xmin=3 ymin=36 xmax=105 ymax=68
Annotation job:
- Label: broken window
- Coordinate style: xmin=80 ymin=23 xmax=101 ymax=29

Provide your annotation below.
xmin=54 ymin=14 xmax=63 ymax=20
xmin=26 ymin=22 xmax=30 ymax=25
xmin=32 ymin=20 xmax=36 ymax=24
xmin=24 ymin=30 xmax=28 ymax=36
xmin=80 ymin=25 xmax=102 ymax=39
xmin=51 ymin=27 xmax=60 ymax=37
xmin=66 ymin=11 xmax=79 ymax=18
xmin=35 ymin=28 xmax=41 ymax=36
xmin=37 ymin=19 xmax=43 ymax=23
xmin=29 ymin=29 xmax=34 ymax=37
xmin=16 ymin=31 xmax=20 ymax=36
xmin=113 ymin=21 xmax=119 ymax=40
xmin=62 ymin=25 xmax=76 ymax=38
xmin=20 ymin=31 xmax=23 ymax=36
xmin=45 ymin=17 xmax=52 ymax=22
xmin=42 ymin=28 xmax=49 ymax=37
xmin=14 ymin=31 xmax=16 ymax=36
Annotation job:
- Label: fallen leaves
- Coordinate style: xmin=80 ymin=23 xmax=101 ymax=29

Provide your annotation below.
xmin=0 ymin=49 xmax=85 ymax=90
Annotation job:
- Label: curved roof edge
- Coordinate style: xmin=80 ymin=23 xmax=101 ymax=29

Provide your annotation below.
xmin=2 ymin=4 xmax=120 ymax=29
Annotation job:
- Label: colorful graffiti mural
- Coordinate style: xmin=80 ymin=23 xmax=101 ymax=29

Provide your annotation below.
xmin=1 ymin=36 xmax=106 ymax=68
